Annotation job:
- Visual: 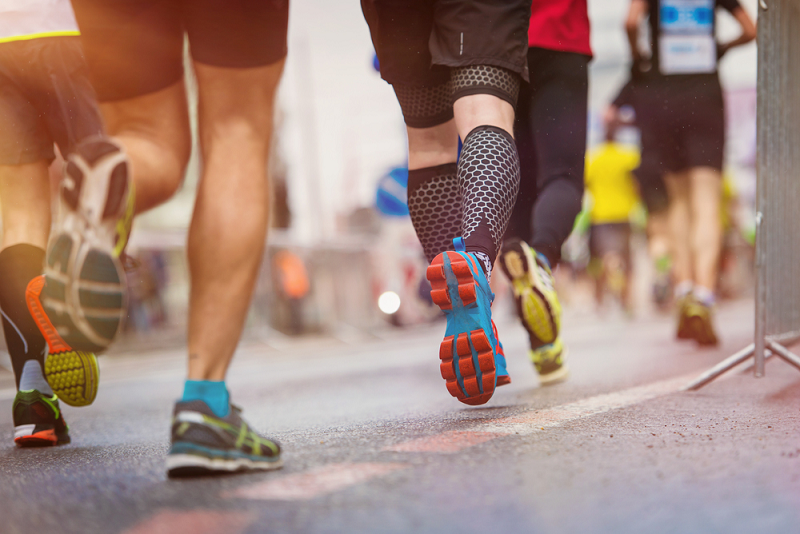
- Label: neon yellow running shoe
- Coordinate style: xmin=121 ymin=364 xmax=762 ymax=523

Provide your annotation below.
xmin=530 ymin=338 xmax=569 ymax=385
xmin=27 ymin=275 xmax=99 ymax=407
xmin=499 ymin=238 xmax=562 ymax=347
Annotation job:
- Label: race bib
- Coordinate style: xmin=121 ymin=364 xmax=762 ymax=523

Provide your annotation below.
xmin=659 ymin=0 xmax=716 ymax=74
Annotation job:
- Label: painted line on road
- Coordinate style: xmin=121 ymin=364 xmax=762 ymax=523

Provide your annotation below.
xmin=382 ymin=431 xmax=507 ymax=453
xmin=121 ymin=510 xmax=255 ymax=534
xmin=229 ymin=462 xmax=408 ymax=501
xmin=478 ymin=373 xmax=694 ymax=435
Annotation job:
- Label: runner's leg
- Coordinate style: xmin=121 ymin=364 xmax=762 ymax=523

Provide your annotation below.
xmin=664 ymin=171 xmax=692 ymax=293
xmin=186 ymin=59 xmax=284 ymax=381
xmin=689 ymin=166 xmax=723 ymax=294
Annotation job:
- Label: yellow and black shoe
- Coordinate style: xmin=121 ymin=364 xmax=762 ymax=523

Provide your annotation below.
xmin=26 ymin=276 xmax=99 ymax=407
xmin=684 ymin=297 xmax=719 ymax=347
xmin=530 ymin=337 xmax=569 ymax=385
xmin=499 ymin=239 xmax=561 ymax=347
xmin=41 ymin=136 xmax=133 ymax=354
xmin=13 ymin=389 xmax=70 ymax=447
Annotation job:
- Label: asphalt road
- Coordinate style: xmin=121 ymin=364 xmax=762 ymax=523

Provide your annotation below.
xmin=1 ymin=299 xmax=799 ymax=534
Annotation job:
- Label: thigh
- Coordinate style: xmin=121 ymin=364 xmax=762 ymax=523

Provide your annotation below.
xmin=431 ymin=0 xmax=532 ymax=80
xmin=528 ymin=50 xmax=589 ymax=192
xmin=184 ymin=0 xmax=288 ymax=69
xmin=0 ymin=42 xmax=54 ymax=165
xmin=363 ymin=0 xmax=448 ymax=87
xmin=71 ymin=0 xmax=184 ymax=101
xmin=25 ymin=38 xmax=105 ymax=157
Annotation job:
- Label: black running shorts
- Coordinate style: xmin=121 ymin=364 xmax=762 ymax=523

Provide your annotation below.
xmin=0 ymin=37 xmax=104 ymax=165
xmin=362 ymin=0 xmax=531 ymax=87
xmin=71 ymin=0 xmax=289 ymax=102
xmin=638 ymin=75 xmax=725 ymax=174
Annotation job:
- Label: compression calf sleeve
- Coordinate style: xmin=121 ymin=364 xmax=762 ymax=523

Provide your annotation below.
xmin=407 ymin=163 xmax=462 ymax=263
xmin=531 ymin=178 xmax=584 ymax=266
xmin=459 ymin=126 xmax=520 ymax=269
xmin=0 ymin=245 xmax=47 ymax=390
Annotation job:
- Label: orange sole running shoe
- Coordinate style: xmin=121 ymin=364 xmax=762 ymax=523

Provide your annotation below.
xmin=26 ymin=276 xmax=99 ymax=407
xmin=13 ymin=389 xmax=70 ymax=447
xmin=427 ymin=238 xmax=500 ymax=406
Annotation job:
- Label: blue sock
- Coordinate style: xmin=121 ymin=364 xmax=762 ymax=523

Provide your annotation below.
xmin=182 ymin=380 xmax=230 ymax=418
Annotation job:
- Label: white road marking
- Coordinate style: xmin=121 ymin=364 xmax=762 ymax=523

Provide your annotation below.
xmin=230 ymin=462 xmax=408 ymax=501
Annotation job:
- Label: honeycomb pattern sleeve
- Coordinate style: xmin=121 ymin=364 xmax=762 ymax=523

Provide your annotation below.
xmin=407 ymin=163 xmax=461 ymax=263
xmin=451 ymin=65 xmax=521 ymax=109
xmin=459 ymin=125 xmax=520 ymax=266
xmin=393 ymin=82 xmax=454 ymax=129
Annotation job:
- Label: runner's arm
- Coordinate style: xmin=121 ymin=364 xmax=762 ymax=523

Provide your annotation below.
xmin=718 ymin=7 xmax=757 ymax=58
xmin=625 ymin=0 xmax=648 ymax=64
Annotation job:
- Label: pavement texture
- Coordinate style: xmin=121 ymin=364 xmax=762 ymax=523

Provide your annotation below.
xmin=1 ymin=298 xmax=799 ymax=534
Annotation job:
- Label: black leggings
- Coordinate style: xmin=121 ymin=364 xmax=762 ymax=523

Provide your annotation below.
xmin=505 ymin=48 xmax=589 ymax=265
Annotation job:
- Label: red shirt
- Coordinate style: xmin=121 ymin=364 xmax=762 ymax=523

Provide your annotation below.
xmin=528 ymin=0 xmax=592 ymax=57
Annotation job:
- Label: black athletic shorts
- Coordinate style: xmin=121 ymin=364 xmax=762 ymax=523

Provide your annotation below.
xmin=72 ymin=0 xmax=289 ymax=102
xmin=362 ymin=0 xmax=531 ymax=88
xmin=0 ymin=37 xmax=104 ymax=165
xmin=638 ymin=75 xmax=725 ymax=174
xmin=589 ymin=222 xmax=631 ymax=263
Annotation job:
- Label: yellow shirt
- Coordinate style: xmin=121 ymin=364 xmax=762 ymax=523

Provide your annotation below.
xmin=585 ymin=142 xmax=641 ymax=224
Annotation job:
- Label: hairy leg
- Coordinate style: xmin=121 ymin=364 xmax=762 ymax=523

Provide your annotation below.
xmin=186 ymin=59 xmax=285 ymax=380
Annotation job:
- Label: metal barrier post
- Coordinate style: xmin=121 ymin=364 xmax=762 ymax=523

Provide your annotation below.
xmin=685 ymin=0 xmax=800 ymax=390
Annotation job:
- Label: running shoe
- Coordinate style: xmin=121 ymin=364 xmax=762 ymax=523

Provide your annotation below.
xmin=13 ymin=389 xmax=70 ymax=447
xmin=675 ymin=294 xmax=694 ymax=340
xmin=427 ymin=237 xmax=499 ymax=406
xmin=530 ymin=338 xmax=569 ymax=385
xmin=27 ymin=275 xmax=99 ymax=407
xmin=684 ymin=297 xmax=719 ymax=346
xmin=40 ymin=136 xmax=133 ymax=353
xmin=498 ymin=238 xmax=561 ymax=349
xmin=493 ymin=320 xmax=511 ymax=387
xmin=167 ymin=400 xmax=283 ymax=477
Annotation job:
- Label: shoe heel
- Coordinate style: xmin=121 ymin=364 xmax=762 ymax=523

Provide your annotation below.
xmin=426 ymin=252 xmax=479 ymax=311
xmin=26 ymin=276 xmax=71 ymax=353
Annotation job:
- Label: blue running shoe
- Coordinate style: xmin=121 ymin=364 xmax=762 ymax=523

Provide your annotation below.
xmin=427 ymin=238 xmax=500 ymax=405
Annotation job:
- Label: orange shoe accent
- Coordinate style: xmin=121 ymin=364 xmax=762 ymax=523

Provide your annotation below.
xmin=25 ymin=276 xmax=72 ymax=354
xmin=15 ymin=428 xmax=57 ymax=446
xmin=492 ymin=320 xmax=511 ymax=386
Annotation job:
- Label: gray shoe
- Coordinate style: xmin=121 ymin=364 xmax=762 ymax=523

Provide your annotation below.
xmin=166 ymin=400 xmax=283 ymax=477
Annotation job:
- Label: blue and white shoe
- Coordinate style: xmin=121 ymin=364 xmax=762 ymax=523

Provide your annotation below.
xmin=427 ymin=238 xmax=500 ymax=405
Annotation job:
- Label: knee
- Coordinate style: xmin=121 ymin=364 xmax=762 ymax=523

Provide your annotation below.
xmin=200 ymin=116 xmax=272 ymax=160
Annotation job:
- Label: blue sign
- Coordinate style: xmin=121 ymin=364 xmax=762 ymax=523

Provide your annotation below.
xmin=376 ymin=167 xmax=409 ymax=217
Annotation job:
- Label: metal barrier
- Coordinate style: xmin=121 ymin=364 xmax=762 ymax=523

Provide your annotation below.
xmin=686 ymin=0 xmax=800 ymax=390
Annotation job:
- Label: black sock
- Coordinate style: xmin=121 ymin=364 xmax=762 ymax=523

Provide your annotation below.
xmin=459 ymin=125 xmax=520 ymax=267
xmin=407 ymin=163 xmax=461 ymax=263
xmin=0 ymin=245 xmax=47 ymax=389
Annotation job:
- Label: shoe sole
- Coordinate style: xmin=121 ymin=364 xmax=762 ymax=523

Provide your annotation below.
xmin=538 ymin=362 xmax=571 ymax=386
xmin=491 ymin=321 xmax=511 ymax=387
xmin=166 ymin=453 xmax=284 ymax=478
xmin=14 ymin=425 xmax=69 ymax=447
xmin=42 ymin=233 xmax=125 ymax=353
xmin=500 ymin=242 xmax=558 ymax=345
xmin=428 ymin=252 xmax=496 ymax=406
xmin=686 ymin=315 xmax=719 ymax=346
xmin=26 ymin=276 xmax=100 ymax=407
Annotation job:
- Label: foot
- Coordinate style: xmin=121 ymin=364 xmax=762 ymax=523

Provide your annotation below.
xmin=684 ymin=297 xmax=719 ymax=346
xmin=41 ymin=136 xmax=133 ymax=353
xmin=13 ymin=389 xmax=70 ymax=447
xmin=26 ymin=276 xmax=100 ymax=407
xmin=675 ymin=295 xmax=694 ymax=340
xmin=530 ymin=338 xmax=569 ymax=385
xmin=427 ymin=238 xmax=499 ymax=406
xmin=499 ymin=239 xmax=567 ymax=382
xmin=167 ymin=400 xmax=283 ymax=477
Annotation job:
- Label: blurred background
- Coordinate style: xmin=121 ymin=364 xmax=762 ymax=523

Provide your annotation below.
xmin=107 ymin=0 xmax=759 ymax=349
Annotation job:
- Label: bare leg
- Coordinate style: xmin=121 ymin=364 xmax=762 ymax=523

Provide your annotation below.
xmin=0 ymin=162 xmax=51 ymax=250
xmin=689 ymin=167 xmax=723 ymax=291
xmin=186 ymin=59 xmax=285 ymax=381
xmin=453 ymin=94 xmax=515 ymax=139
xmin=664 ymin=171 xmax=692 ymax=288
xmin=646 ymin=211 xmax=671 ymax=261
xmin=100 ymin=82 xmax=192 ymax=214
xmin=406 ymin=119 xmax=458 ymax=170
